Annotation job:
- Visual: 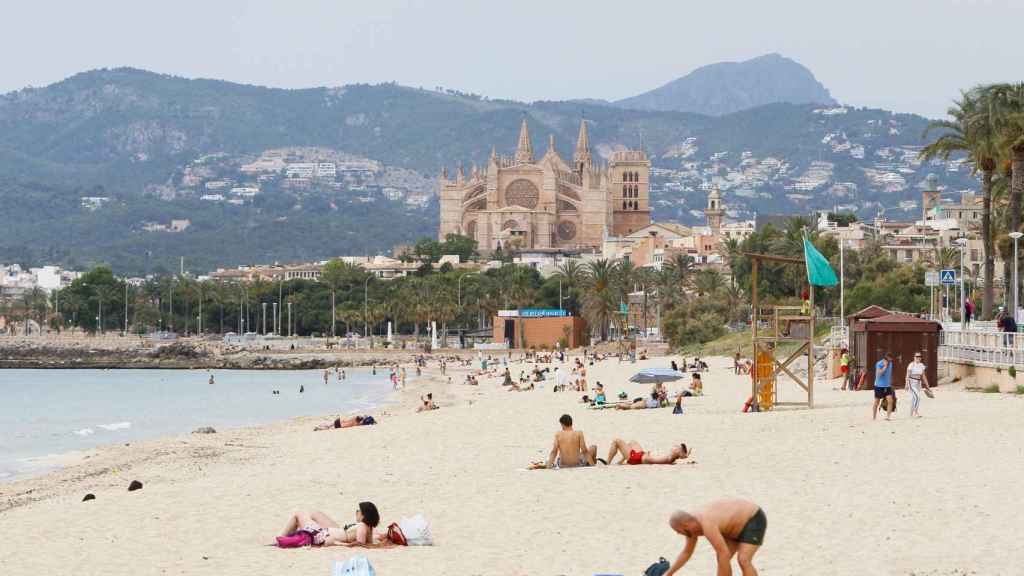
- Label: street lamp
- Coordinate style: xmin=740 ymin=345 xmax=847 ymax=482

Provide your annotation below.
xmin=1010 ymin=232 xmax=1023 ymax=322
xmin=955 ymin=238 xmax=968 ymax=330
xmin=363 ymin=275 xmax=372 ymax=341
xmin=458 ymin=272 xmax=478 ymax=307
xmin=287 ymin=301 xmax=292 ymax=337
xmin=262 ymin=302 xmax=267 ymax=335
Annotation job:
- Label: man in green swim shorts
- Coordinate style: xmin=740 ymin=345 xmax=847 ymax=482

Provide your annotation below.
xmin=665 ymin=499 xmax=765 ymax=575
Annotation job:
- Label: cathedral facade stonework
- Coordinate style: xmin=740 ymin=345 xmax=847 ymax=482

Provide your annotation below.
xmin=438 ymin=119 xmax=650 ymax=252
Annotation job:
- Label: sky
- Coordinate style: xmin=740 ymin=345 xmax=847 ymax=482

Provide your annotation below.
xmin=2 ymin=0 xmax=1021 ymax=119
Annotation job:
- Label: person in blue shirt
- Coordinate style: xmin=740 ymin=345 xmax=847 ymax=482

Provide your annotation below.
xmin=873 ymin=352 xmax=895 ymax=420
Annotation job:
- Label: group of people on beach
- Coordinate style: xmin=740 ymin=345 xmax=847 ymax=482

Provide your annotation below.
xmin=280 ymin=350 xmax=773 ymax=574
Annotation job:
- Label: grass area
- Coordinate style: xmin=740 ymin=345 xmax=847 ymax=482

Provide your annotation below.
xmin=1016 ymin=385 xmax=1024 ymax=395
xmin=982 ymin=384 xmax=1001 ymax=393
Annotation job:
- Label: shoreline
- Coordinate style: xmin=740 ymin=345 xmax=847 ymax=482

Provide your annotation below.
xmin=0 ymin=365 xmax=423 ymax=489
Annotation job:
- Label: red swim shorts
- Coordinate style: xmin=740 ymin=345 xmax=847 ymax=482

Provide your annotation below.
xmin=627 ymin=450 xmax=644 ymax=465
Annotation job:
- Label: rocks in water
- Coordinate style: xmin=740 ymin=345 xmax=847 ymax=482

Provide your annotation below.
xmin=192 ymin=426 xmax=217 ymax=434
xmin=128 ymin=480 xmax=143 ymax=492
xmin=82 ymin=493 xmax=96 ymax=502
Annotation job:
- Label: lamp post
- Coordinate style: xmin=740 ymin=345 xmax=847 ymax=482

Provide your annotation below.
xmin=124 ymin=282 xmax=129 ymax=336
xmin=272 ymin=302 xmax=278 ymax=335
xmin=955 ymin=238 xmax=967 ymax=330
xmin=1011 ymin=232 xmax=1023 ymax=322
xmin=457 ymin=273 xmax=478 ymax=308
xmin=262 ymin=302 xmax=267 ymax=335
xmin=287 ymin=301 xmax=292 ymax=337
xmin=839 ymin=238 xmax=845 ymax=334
xmin=363 ymin=275 xmax=371 ymax=340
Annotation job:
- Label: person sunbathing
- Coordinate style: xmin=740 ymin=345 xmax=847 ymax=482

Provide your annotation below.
xmin=604 ymin=438 xmax=691 ymax=465
xmin=616 ymin=391 xmax=662 ymax=410
xmin=276 ymin=502 xmax=381 ymax=547
xmin=314 ymin=415 xmax=375 ymax=430
xmin=529 ymin=414 xmax=597 ymax=469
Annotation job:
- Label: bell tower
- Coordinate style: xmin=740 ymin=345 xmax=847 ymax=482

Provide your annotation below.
xmin=704 ymin=187 xmax=725 ymax=234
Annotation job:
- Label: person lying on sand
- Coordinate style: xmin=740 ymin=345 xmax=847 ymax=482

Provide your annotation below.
xmin=529 ymin=414 xmax=597 ymax=469
xmin=664 ymin=499 xmax=766 ymax=575
xmin=604 ymin=438 xmax=691 ymax=465
xmin=277 ymin=502 xmax=384 ymax=547
xmin=616 ymin=391 xmax=662 ymax=410
xmin=314 ymin=415 xmax=376 ymax=431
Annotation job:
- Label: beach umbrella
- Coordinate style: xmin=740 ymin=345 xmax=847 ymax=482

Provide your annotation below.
xmin=628 ymin=368 xmax=686 ymax=384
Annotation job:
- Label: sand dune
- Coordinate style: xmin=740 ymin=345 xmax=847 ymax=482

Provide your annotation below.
xmin=1 ymin=354 xmax=1021 ymax=575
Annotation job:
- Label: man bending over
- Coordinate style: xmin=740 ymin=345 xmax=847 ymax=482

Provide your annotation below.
xmin=665 ymin=499 xmax=765 ymax=575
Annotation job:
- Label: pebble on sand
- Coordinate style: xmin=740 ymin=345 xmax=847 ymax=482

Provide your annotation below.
xmin=192 ymin=426 xmax=217 ymax=434
xmin=82 ymin=493 xmax=96 ymax=502
xmin=128 ymin=480 xmax=143 ymax=492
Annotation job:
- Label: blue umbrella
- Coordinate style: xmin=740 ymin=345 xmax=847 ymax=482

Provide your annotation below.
xmin=629 ymin=368 xmax=687 ymax=384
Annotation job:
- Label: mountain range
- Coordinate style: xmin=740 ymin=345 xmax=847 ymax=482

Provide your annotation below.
xmin=0 ymin=56 xmax=971 ymax=275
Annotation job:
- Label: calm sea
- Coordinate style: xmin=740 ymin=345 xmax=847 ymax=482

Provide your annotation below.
xmin=0 ymin=368 xmax=394 ymax=480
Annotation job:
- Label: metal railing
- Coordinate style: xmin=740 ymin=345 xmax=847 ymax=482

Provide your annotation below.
xmin=939 ymin=327 xmax=1023 ymax=368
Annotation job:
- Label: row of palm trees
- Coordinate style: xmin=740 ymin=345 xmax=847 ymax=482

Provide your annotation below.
xmin=922 ymin=83 xmax=1024 ymax=320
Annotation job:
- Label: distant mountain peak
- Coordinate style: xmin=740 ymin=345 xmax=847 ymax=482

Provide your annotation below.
xmin=615 ymin=53 xmax=835 ymax=116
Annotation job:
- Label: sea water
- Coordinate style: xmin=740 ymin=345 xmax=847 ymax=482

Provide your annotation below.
xmin=0 ymin=368 xmax=394 ymax=479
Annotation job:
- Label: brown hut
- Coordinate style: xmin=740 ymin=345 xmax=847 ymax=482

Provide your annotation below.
xmin=851 ymin=313 xmax=941 ymax=389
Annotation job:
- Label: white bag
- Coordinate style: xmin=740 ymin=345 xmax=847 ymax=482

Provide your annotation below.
xmin=397 ymin=514 xmax=433 ymax=546
xmin=331 ymin=555 xmax=375 ymax=576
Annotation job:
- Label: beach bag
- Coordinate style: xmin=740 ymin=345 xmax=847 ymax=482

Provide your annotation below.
xmin=643 ymin=557 xmax=670 ymax=576
xmin=387 ymin=514 xmax=433 ymax=546
xmin=924 ymin=387 xmax=935 ymax=399
xmin=331 ymin=555 xmax=375 ymax=576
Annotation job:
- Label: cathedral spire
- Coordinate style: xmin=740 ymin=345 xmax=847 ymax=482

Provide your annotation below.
xmin=574 ymin=119 xmax=592 ymax=168
xmin=514 ymin=118 xmax=534 ymax=163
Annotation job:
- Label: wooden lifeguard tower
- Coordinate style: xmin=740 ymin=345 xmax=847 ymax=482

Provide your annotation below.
xmin=748 ymin=253 xmax=816 ymax=410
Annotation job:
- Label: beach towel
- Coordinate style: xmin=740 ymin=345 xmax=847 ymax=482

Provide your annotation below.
xmin=331 ymin=555 xmax=375 ymax=576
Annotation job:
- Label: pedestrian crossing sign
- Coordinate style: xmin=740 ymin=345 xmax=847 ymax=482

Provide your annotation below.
xmin=940 ymin=269 xmax=957 ymax=285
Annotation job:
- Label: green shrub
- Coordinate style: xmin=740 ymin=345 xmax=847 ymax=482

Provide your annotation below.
xmin=983 ymin=384 xmax=1001 ymax=393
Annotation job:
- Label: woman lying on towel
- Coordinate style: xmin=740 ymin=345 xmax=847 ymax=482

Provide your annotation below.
xmin=276 ymin=502 xmax=391 ymax=547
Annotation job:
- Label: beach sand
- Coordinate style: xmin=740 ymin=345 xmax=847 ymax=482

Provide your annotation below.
xmin=1 ymin=353 xmax=1022 ymax=575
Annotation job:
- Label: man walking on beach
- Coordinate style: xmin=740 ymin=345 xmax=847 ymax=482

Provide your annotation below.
xmin=664 ymin=499 xmax=766 ymax=576
xmin=545 ymin=414 xmax=596 ymax=468
xmin=873 ymin=352 xmax=895 ymax=420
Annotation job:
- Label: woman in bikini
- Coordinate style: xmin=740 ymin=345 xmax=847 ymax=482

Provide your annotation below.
xmin=277 ymin=502 xmax=381 ymax=547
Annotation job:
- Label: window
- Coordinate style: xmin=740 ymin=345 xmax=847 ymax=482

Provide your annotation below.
xmin=623 ymin=201 xmax=627 ymax=210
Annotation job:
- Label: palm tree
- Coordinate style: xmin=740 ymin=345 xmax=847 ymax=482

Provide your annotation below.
xmin=922 ymin=88 xmax=1000 ymax=319
xmin=320 ymin=259 xmax=361 ymax=338
xmin=693 ymin=268 xmax=725 ymax=297
xmin=582 ymin=259 xmax=620 ymax=341
xmin=554 ymin=259 xmax=585 ymax=315
xmin=721 ymin=237 xmax=742 ymax=287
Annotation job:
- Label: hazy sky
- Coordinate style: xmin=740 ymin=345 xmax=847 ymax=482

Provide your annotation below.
xmin=3 ymin=0 xmax=1020 ymax=118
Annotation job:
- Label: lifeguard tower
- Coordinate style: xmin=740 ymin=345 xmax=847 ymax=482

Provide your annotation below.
xmin=748 ymin=252 xmax=822 ymax=410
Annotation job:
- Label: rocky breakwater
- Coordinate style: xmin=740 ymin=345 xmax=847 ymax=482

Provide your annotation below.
xmin=0 ymin=338 xmax=445 ymax=369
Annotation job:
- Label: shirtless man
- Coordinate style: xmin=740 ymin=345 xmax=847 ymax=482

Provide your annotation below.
xmin=605 ymin=438 xmax=690 ymax=465
xmin=543 ymin=414 xmax=597 ymax=468
xmin=665 ymin=499 xmax=766 ymax=576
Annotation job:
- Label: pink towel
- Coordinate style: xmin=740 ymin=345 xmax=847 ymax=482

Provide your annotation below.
xmin=276 ymin=532 xmax=312 ymax=548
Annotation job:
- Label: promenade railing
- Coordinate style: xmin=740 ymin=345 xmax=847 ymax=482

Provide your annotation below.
xmin=939 ymin=326 xmax=1023 ymax=368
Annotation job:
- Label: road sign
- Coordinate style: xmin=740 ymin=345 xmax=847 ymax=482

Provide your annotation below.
xmin=925 ymin=271 xmax=939 ymax=287
xmin=940 ymin=269 xmax=957 ymax=285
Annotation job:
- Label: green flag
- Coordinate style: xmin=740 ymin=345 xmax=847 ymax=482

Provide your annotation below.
xmin=803 ymin=238 xmax=838 ymax=287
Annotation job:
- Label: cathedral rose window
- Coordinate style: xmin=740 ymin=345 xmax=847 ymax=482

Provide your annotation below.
xmin=505 ymin=179 xmax=540 ymax=209
xmin=557 ymin=220 xmax=577 ymax=241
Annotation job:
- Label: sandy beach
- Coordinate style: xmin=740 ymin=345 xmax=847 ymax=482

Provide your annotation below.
xmin=1 ymin=352 xmax=1022 ymax=575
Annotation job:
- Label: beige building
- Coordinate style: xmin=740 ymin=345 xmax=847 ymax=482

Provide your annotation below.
xmin=438 ymin=119 xmax=651 ymax=252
